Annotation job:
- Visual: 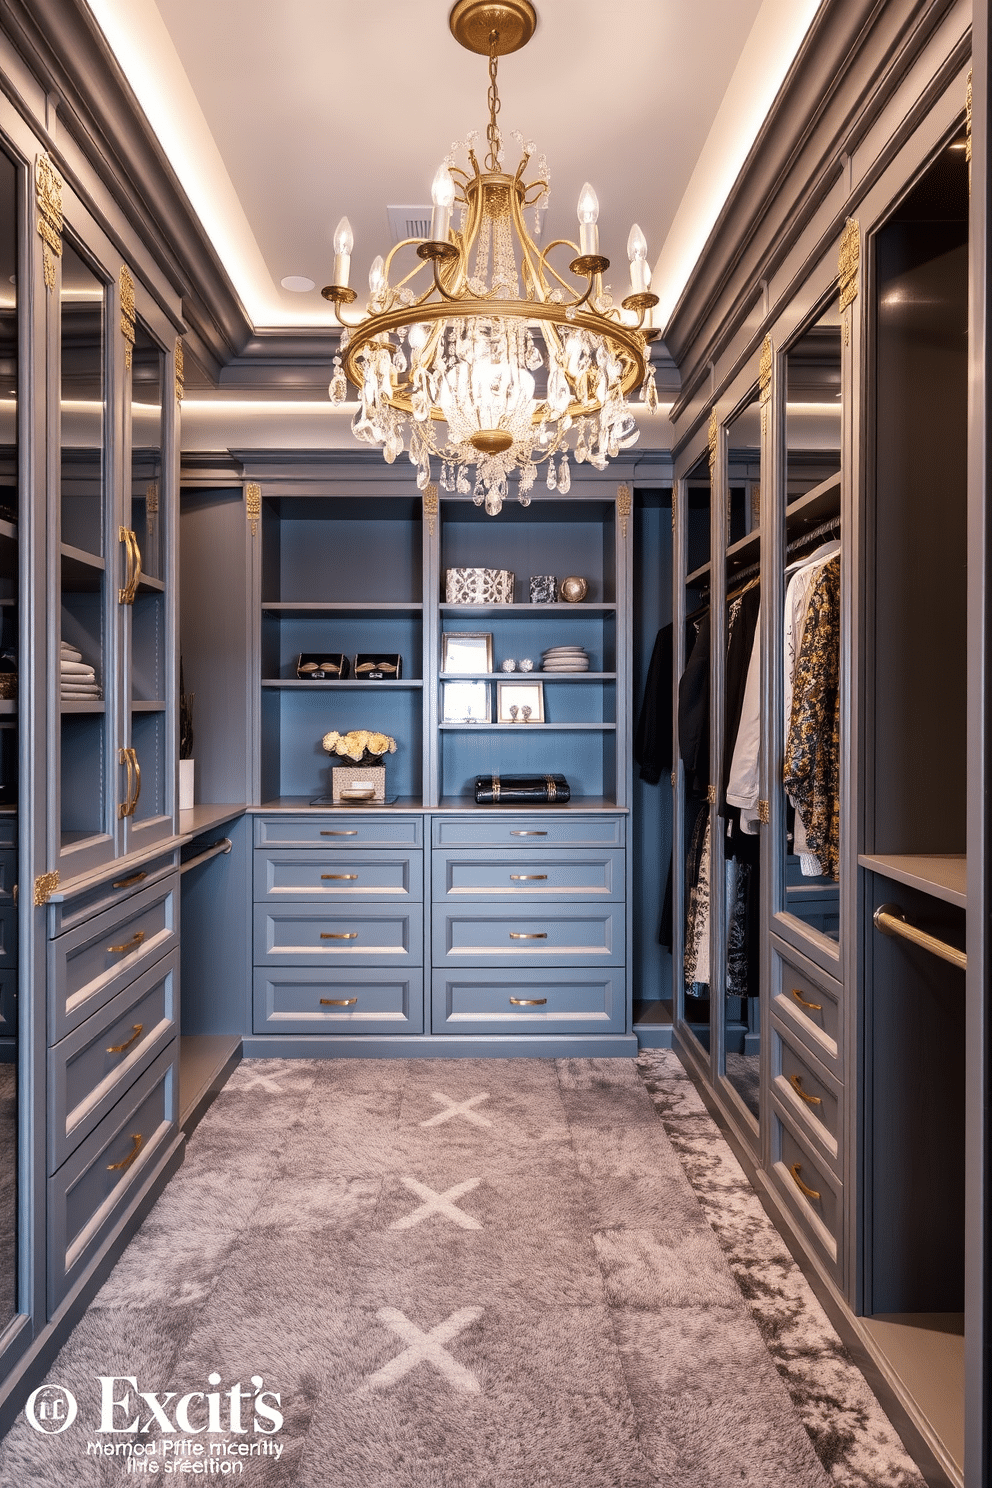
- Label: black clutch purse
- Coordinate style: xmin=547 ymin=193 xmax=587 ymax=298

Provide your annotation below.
xmin=474 ymin=773 xmax=570 ymax=804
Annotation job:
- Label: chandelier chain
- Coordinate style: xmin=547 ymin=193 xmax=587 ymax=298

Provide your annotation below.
xmin=486 ymin=29 xmax=502 ymax=171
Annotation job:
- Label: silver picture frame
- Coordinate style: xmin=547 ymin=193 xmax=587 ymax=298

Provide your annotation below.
xmin=497 ymin=679 xmax=545 ymax=723
xmin=441 ymin=632 xmax=494 ymax=675
xmin=441 ymin=678 xmax=492 ymax=723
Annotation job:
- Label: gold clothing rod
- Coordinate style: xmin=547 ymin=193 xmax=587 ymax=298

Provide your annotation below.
xmin=873 ymin=902 xmax=966 ymax=971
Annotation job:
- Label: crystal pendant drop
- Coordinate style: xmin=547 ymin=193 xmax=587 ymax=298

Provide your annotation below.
xmin=558 ymin=453 xmax=571 ymax=493
xmin=546 ymin=460 xmax=558 ymax=492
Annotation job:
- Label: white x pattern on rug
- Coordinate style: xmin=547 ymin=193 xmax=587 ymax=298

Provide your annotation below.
xmin=391 ymin=1176 xmax=482 ymax=1230
xmin=361 ymin=1307 xmax=483 ymax=1394
xmin=420 ymin=1092 xmax=492 ymax=1128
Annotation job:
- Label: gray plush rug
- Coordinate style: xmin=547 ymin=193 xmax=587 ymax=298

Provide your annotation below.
xmin=0 ymin=1057 xmax=832 ymax=1487
xmin=0 ymin=1064 xmax=15 ymax=1328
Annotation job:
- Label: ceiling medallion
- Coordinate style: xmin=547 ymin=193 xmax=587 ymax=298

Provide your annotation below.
xmin=323 ymin=0 xmax=660 ymax=515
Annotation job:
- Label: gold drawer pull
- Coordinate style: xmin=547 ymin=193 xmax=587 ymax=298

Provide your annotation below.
xmin=510 ymin=996 xmax=547 ymax=1005
xmin=320 ymin=997 xmax=358 ymax=1006
xmin=322 ymin=873 xmax=358 ymax=880
xmin=511 ymin=830 xmax=546 ymax=836
xmin=510 ymin=931 xmax=547 ymax=939
xmin=321 ymin=931 xmax=358 ymax=939
xmin=789 ymin=1163 xmax=821 ymax=1201
xmin=321 ymin=830 xmax=358 ymax=836
xmin=108 ymin=929 xmax=146 ymax=955
xmin=789 ymin=1074 xmax=822 ymax=1106
xmin=511 ymin=874 xmax=547 ymax=880
xmin=107 ymin=1023 xmax=144 ymax=1054
xmin=112 ymin=871 xmax=148 ymax=890
xmin=107 ymin=1133 xmax=143 ymax=1171
xmin=791 ymin=986 xmax=822 ymax=1012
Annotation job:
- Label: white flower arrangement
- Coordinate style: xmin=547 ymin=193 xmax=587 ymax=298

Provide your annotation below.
xmin=321 ymin=729 xmax=397 ymax=763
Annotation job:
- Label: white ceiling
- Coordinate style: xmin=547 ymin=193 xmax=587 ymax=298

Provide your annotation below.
xmin=85 ymin=0 xmax=822 ymax=336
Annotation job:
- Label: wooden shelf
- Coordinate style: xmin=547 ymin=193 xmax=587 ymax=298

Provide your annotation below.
xmin=136 ymin=573 xmax=165 ymax=594
xmin=262 ymin=601 xmax=422 ymax=616
xmin=0 ymin=518 xmax=16 ymax=545
xmin=60 ymin=700 xmax=105 ymax=714
xmin=61 ymin=543 xmax=105 ymax=591
xmin=686 ymin=562 xmax=711 ymax=586
xmin=439 ymin=722 xmax=616 ymax=732
xmin=439 ymin=602 xmax=616 ymax=616
xmin=131 ymin=699 xmax=166 ymax=712
xmin=437 ymin=795 xmax=624 ymax=813
xmin=180 ymin=803 xmax=246 ymax=836
xmin=785 ymin=470 xmax=841 ymax=541
xmin=859 ymin=852 xmax=967 ymax=908
xmin=861 ymin=1314 xmax=964 ymax=1477
xmin=262 ymin=678 xmax=423 ymax=689
xmin=441 ymin=672 xmax=616 ymax=681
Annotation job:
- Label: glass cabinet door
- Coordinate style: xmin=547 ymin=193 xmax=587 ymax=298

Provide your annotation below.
xmin=58 ymin=237 xmax=113 ymax=877
xmin=778 ymin=300 xmax=843 ymax=945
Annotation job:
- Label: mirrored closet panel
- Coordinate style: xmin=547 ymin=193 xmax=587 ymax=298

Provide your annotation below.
xmin=677 ymin=451 xmax=711 ymax=1051
xmin=779 ymin=299 xmax=842 ymax=945
xmin=0 ymin=144 xmax=17 ymax=1338
xmin=720 ymin=387 xmax=762 ymax=1122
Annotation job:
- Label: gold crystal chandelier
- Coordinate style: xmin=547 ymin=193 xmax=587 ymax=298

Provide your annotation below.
xmin=323 ymin=0 xmax=660 ymax=515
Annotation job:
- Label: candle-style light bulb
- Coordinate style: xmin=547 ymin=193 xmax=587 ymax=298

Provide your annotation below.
xmin=429 ymin=163 xmax=455 ymax=242
xmin=577 ymin=183 xmax=600 ymax=256
xmin=369 ymin=255 xmax=385 ymax=296
xmin=332 ymin=216 xmax=353 ymax=287
xmin=627 ymin=224 xmax=650 ymax=293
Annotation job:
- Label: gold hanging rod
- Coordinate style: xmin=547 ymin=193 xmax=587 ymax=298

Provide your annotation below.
xmin=179 ymin=837 xmax=233 ymax=876
xmin=873 ymin=902 xmax=966 ymax=971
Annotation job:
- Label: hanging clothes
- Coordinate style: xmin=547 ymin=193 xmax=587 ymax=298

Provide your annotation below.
xmin=784 ymin=554 xmax=841 ymax=881
xmin=783 ymin=540 xmax=841 ymax=874
xmin=678 ymin=608 xmax=711 ymax=799
xmin=633 ymin=621 xmax=674 ymax=784
xmin=721 ymin=582 xmax=760 ymax=814
xmin=683 ymin=803 xmax=711 ymax=988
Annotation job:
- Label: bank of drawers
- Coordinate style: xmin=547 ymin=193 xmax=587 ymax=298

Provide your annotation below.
xmin=430 ymin=814 xmax=626 ymax=1036
xmin=47 ymin=862 xmax=179 ymax=1307
xmin=252 ymin=815 xmax=424 ymax=1035
xmin=768 ymin=937 xmax=845 ymax=1281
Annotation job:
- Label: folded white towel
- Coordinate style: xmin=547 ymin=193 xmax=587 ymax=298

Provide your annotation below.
xmin=60 ymin=661 xmax=96 ymax=678
xmin=60 ymin=643 xmax=83 ymax=660
xmin=60 ymin=685 xmax=102 ymax=697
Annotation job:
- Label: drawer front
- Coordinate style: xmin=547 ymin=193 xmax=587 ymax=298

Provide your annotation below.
xmin=253 ymin=903 xmax=422 ymax=967
xmin=770 ymin=942 xmax=842 ymax=1066
xmin=432 ymin=905 xmax=624 ymax=965
xmin=48 ymin=852 xmax=178 ymax=937
xmin=0 ymin=848 xmax=15 ymax=906
xmin=254 ymin=967 xmax=424 ymax=1035
xmin=432 ymin=967 xmax=626 ymax=1035
xmin=0 ymin=906 xmax=16 ymax=969
xmin=254 ymin=815 xmax=423 ymax=849
xmin=770 ymin=1105 xmax=843 ymax=1277
xmin=254 ymin=849 xmax=423 ymax=903
xmin=49 ymin=1042 xmax=177 ymax=1308
xmin=771 ymin=1016 xmax=842 ymax=1169
xmin=432 ymin=848 xmax=624 ymax=901
xmin=0 ymin=814 xmax=15 ymax=849
xmin=49 ymin=876 xmax=178 ymax=1043
xmin=0 ymin=968 xmax=16 ymax=1037
xmin=432 ymin=815 xmax=624 ymax=849
xmin=49 ymin=949 xmax=178 ymax=1172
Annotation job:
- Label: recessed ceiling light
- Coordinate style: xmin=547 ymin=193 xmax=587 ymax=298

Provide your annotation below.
xmin=281 ymin=275 xmax=315 ymax=293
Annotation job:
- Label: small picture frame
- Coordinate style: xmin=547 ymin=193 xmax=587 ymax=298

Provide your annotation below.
xmin=442 ymin=632 xmax=493 ymax=675
xmin=442 ymin=679 xmax=491 ymax=723
xmin=497 ymin=679 xmax=545 ymax=723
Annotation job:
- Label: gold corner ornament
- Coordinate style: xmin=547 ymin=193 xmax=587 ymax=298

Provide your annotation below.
xmin=423 ymin=484 xmax=438 ymax=536
xmin=175 ymin=339 xmax=185 ymax=403
xmin=838 ymin=217 xmax=860 ymax=345
xmin=34 ymin=870 xmax=59 ymax=906
xmin=759 ymin=335 xmax=772 ymax=436
xmin=967 ymin=68 xmax=973 ymax=194
xmin=617 ymin=484 xmax=632 ymax=539
xmin=119 ymin=265 xmax=136 ymax=369
xmin=245 ymin=482 xmax=261 ymax=537
xmin=35 ymin=153 xmax=63 ymax=293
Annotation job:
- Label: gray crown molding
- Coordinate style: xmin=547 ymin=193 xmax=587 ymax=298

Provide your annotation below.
xmin=0 ymin=0 xmax=251 ymax=374
xmin=665 ymin=0 xmax=967 ymax=427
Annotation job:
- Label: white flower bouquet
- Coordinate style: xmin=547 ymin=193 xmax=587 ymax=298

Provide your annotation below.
xmin=321 ymin=729 xmax=397 ymax=765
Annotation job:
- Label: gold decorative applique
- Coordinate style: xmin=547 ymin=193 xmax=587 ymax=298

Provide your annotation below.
xmin=175 ymin=339 xmax=185 ymax=403
xmin=246 ymin=482 xmax=261 ymax=537
xmin=146 ymin=480 xmax=158 ymax=536
xmin=759 ymin=334 xmax=772 ymax=436
xmin=967 ymin=68 xmax=973 ymax=194
xmin=617 ymin=484 xmax=631 ymax=539
xmin=758 ymin=799 xmax=770 ymax=825
xmin=708 ymin=410 xmax=718 ymax=478
xmin=119 ymin=265 xmax=136 ymax=368
xmin=671 ymin=482 xmax=677 ymax=532
xmin=34 ymin=870 xmax=59 ymax=906
xmin=423 ymin=484 xmax=438 ymax=536
xmin=706 ymin=784 xmax=717 ymax=805
xmin=35 ymin=154 xmax=63 ymax=293
xmin=838 ymin=218 xmax=860 ymax=345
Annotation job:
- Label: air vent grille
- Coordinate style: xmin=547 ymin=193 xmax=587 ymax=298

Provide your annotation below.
xmin=387 ymin=206 xmax=432 ymax=245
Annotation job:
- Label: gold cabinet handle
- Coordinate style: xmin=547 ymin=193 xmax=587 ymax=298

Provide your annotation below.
xmin=107 ymin=1023 xmax=144 ymax=1054
xmin=129 ymin=747 xmax=141 ymax=814
xmin=118 ymin=527 xmax=141 ymax=604
xmin=118 ymin=747 xmax=135 ymax=819
xmin=511 ymin=830 xmax=546 ymax=836
xmin=791 ymin=986 xmax=822 ymax=1012
xmin=108 ymin=929 xmax=146 ymax=955
xmin=321 ymin=830 xmax=358 ymax=836
xmin=320 ymin=931 xmax=358 ymax=939
xmin=321 ymin=873 xmax=358 ymax=880
xmin=107 ymin=1133 xmax=143 ymax=1171
xmin=320 ymin=997 xmax=358 ymax=1006
xmin=789 ymin=1074 xmax=822 ymax=1106
xmin=509 ymin=931 xmax=547 ymax=939
xmin=129 ymin=530 xmax=142 ymax=596
xmin=789 ymin=1163 xmax=821 ymax=1202
xmin=510 ymin=996 xmax=547 ymax=1005
xmin=511 ymin=874 xmax=547 ymax=880
xmin=112 ymin=870 xmax=147 ymax=889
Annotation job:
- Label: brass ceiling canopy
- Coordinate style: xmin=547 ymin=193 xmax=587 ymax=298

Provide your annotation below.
xmin=449 ymin=0 xmax=537 ymax=56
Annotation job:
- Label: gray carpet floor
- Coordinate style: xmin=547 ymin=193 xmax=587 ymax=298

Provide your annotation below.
xmin=0 ymin=1056 xmax=835 ymax=1487
xmin=0 ymin=1064 xmax=15 ymax=1331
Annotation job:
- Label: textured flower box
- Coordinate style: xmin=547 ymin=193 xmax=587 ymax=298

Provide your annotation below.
xmin=331 ymin=765 xmax=386 ymax=803
xmin=445 ymin=567 xmax=515 ymax=604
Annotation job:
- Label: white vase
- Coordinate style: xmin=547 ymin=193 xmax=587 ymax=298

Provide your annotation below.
xmin=179 ymin=758 xmax=195 ymax=811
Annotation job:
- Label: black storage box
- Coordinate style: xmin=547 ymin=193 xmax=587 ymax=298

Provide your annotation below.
xmin=474 ymin=773 xmax=570 ymax=804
